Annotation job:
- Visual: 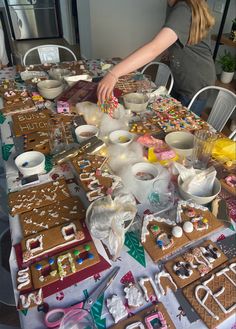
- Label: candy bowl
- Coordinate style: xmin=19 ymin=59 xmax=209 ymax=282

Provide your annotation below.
xmin=109 ymin=130 xmax=134 ymax=146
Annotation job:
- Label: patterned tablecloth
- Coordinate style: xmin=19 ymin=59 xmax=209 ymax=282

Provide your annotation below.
xmin=0 ymin=65 xmax=235 ymax=329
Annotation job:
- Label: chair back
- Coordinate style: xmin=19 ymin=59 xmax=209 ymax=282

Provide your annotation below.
xmin=23 ymin=45 xmax=77 ymax=65
xmin=141 ymin=61 xmax=174 ymax=94
xmin=188 ymin=86 xmax=236 ymax=132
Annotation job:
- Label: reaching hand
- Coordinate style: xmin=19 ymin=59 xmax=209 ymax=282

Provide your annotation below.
xmin=97 ymin=71 xmax=118 ymax=104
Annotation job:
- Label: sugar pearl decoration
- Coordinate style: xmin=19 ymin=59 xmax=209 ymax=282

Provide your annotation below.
xmin=172 ymin=225 xmax=183 ymax=238
xmin=183 ymin=221 xmax=194 ymax=233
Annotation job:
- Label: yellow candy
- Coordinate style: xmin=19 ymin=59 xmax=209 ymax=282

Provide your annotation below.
xmin=202 ymin=218 xmax=208 ymax=223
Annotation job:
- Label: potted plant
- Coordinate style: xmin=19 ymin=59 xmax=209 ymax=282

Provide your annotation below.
xmin=217 ymin=50 xmax=236 ymax=84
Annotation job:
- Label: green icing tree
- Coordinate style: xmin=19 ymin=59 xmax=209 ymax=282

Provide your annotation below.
xmin=125 ymin=231 xmax=146 ymax=267
xmin=2 ymin=144 xmax=14 ymax=161
xmin=0 ymin=112 xmax=6 ymax=124
xmin=44 ymin=154 xmax=53 ymax=173
xmin=83 ymin=289 xmax=106 ymax=329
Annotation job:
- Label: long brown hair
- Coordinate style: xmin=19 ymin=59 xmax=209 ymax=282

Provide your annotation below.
xmin=176 ymin=0 xmax=215 ymax=44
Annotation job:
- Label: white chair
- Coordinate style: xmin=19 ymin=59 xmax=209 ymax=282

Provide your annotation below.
xmin=229 ymin=128 xmax=236 ymax=141
xmin=23 ymin=45 xmax=77 ymax=65
xmin=141 ymin=61 xmax=174 ymax=94
xmin=188 ymin=86 xmax=236 ymax=132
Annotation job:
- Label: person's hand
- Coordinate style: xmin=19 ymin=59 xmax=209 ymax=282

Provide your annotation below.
xmin=97 ymin=71 xmax=118 ymax=104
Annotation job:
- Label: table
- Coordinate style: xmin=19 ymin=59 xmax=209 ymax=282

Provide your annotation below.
xmin=0 ymin=62 xmax=235 ymax=329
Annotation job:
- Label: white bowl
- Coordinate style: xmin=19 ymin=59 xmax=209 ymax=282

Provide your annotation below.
xmin=109 ymin=130 xmax=134 ymax=146
xmin=123 ymin=93 xmax=149 ymax=112
xmin=64 ymin=74 xmax=93 ymax=86
xmin=15 ymin=151 xmax=45 ymax=177
xmin=75 ymin=125 xmax=99 ymax=142
xmin=177 ymin=175 xmax=221 ymax=205
xmin=131 ymin=162 xmax=159 ymax=182
xmin=37 ymin=80 xmax=64 ymax=99
xmin=165 ymin=131 xmax=194 ymax=158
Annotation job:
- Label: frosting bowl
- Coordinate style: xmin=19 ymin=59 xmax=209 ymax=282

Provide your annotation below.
xmin=15 ymin=151 xmax=45 ymax=176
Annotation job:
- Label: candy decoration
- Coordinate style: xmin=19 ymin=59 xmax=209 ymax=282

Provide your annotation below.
xmin=87 ymin=253 xmax=94 ymax=259
xmin=84 ymin=245 xmax=90 ymax=251
xmin=76 ymin=258 xmax=83 ymax=264
xmin=48 ymin=258 xmax=54 ymax=265
xmin=97 ymin=95 xmax=118 ymax=118
xmin=56 ymin=291 xmax=64 ymax=301
xmin=35 ymin=264 xmax=42 ymax=271
xmin=120 ymin=271 xmax=135 ymax=285
xmin=73 ymin=249 xmax=80 ymax=256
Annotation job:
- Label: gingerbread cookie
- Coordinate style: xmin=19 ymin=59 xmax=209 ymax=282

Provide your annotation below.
xmin=30 ymin=241 xmax=100 ymax=289
xmin=220 ymin=175 xmax=236 ymax=197
xmin=164 ymin=240 xmax=228 ymax=289
xmin=111 ymin=303 xmax=175 ymax=329
xmin=151 ymin=98 xmax=208 ymax=133
xmin=177 ymin=200 xmax=224 ymax=241
xmin=12 ymin=109 xmax=52 ymax=137
xmin=72 ymin=154 xmax=121 ymax=202
xmin=2 ymin=89 xmax=36 ymax=115
xmin=9 ymin=178 xmax=70 ymax=216
xmin=138 ymin=277 xmax=159 ymax=302
xmin=141 ymin=214 xmax=189 ymax=263
xmin=154 ymin=270 xmax=177 ymax=296
xmin=20 ymin=197 xmax=85 ymax=237
xmin=183 ymin=259 xmax=236 ymax=329
xmin=107 ymin=295 xmax=128 ymax=323
xmin=124 ymin=283 xmax=145 ymax=308
xmin=21 ymin=219 xmax=85 ymax=262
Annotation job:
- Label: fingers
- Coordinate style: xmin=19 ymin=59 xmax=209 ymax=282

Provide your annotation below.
xmin=97 ymin=74 xmax=117 ymax=104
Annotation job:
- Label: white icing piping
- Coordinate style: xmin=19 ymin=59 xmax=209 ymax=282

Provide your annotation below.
xmin=138 ymin=277 xmax=160 ymax=302
xmin=17 ymin=268 xmax=31 ymax=290
xmin=154 ymin=270 xmax=177 ymax=296
xmin=20 ymin=288 xmax=42 ymax=309
xmin=176 ymin=200 xmax=208 ymax=223
xmin=195 ymin=268 xmax=236 ymax=320
xmin=141 ymin=214 xmax=174 ymax=243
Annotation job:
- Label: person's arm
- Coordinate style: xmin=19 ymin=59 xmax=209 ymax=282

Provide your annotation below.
xmin=97 ymin=27 xmax=177 ymax=103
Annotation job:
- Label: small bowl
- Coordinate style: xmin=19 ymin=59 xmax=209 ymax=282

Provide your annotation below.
xmin=178 ymin=175 xmax=221 ymax=205
xmin=109 ymin=130 xmax=134 ymax=146
xmin=15 ymin=151 xmax=45 ymax=177
xmin=64 ymin=74 xmax=93 ymax=86
xmin=75 ymin=124 xmax=99 ymax=142
xmin=165 ymin=131 xmax=194 ymax=158
xmin=123 ymin=93 xmax=149 ymax=112
xmin=131 ymin=162 xmax=159 ymax=182
xmin=37 ymin=80 xmax=64 ymax=99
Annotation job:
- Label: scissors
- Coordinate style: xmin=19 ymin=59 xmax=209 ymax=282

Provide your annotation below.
xmin=45 ymin=266 xmax=120 ymax=328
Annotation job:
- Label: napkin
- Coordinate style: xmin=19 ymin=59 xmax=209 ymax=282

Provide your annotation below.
xmin=174 ymin=162 xmax=217 ymax=197
xmin=181 ymin=166 xmax=217 ymax=197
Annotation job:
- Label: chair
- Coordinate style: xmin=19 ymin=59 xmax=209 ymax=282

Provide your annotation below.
xmin=23 ymin=45 xmax=77 ymax=65
xmin=141 ymin=61 xmax=174 ymax=94
xmin=229 ymin=128 xmax=236 ymax=141
xmin=187 ymin=86 xmax=236 ymax=132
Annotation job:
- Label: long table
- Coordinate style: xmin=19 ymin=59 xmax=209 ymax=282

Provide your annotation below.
xmin=0 ymin=64 xmax=235 ymax=329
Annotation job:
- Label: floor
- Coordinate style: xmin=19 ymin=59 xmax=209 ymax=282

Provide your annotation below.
xmin=12 ymin=38 xmax=81 ymax=65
